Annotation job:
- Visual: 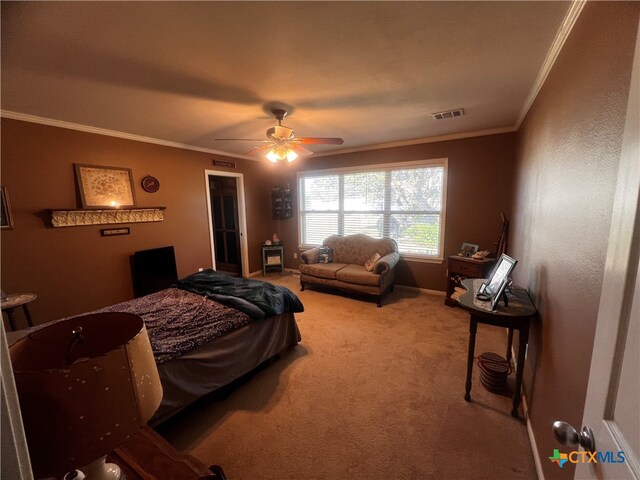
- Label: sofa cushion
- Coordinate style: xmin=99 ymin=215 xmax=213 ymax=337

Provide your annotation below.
xmin=324 ymin=234 xmax=397 ymax=265
xmin=299 ymin=262 xmax=348 ymax=280
xmin=335 ymin=264 xmax=381 ymax=287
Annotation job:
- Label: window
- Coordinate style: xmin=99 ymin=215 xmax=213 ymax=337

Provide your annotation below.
xmin=298 ymin=159 xmax=447 ymax=260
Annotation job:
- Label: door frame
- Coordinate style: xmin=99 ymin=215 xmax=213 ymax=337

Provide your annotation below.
xmin=204 ymin=169 xmax=249 ymax=277
xmin=577 ymin=18 xmax=640 ymax=480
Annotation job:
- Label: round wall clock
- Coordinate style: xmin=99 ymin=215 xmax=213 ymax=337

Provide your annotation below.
xmin=141 ymin=176 xmax=160 ymax=193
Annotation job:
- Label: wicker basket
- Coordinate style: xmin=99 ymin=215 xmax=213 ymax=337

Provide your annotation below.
xmin=477 ymin=352 xmax=512 ymax=393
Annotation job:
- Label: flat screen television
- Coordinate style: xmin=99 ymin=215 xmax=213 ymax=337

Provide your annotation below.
xmin=476 ymin=253 xmax=518 ymax=310
xmin=131 ymin=246 xmax=178 ymax=298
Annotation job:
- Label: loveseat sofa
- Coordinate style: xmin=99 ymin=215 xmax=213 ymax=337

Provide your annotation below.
xmin=299 ymin=233 xmax=400 ymax=306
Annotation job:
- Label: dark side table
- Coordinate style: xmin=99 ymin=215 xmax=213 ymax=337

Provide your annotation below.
xmin=445 ymin=256 xmax=496 ymax=306
xmin=457 ymin=278 xmax=536 ymax=418
xmin=1 ymin=293 xmax=37 ymax=331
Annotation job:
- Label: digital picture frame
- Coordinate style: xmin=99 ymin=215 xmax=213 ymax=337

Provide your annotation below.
xmin=477 ymin=253 xmax=518 ymax=310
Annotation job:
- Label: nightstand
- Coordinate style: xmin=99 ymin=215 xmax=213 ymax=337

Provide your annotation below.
xmin=444 ymin=256 xmax=496 ymax=306
xmin=262 ymin=244 xmax=284 ymax=276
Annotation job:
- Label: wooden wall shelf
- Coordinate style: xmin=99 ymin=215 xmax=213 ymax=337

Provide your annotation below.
xmin=50 ymin=207 xmax=165 ymax=227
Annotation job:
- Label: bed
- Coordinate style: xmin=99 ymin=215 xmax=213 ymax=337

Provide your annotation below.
xmin=8 ymin=269 xmax=304 ymax=424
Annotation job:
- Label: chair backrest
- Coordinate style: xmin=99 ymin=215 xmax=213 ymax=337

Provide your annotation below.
xmin=323 ymin=234 xmax=397 ymax=265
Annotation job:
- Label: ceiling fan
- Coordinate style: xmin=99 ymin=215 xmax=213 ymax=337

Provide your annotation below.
xmin=215 ymin=109 xmax=344 ymax=162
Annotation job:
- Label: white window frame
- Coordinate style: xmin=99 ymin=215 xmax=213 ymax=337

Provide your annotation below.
xmin=297 ymin=158 xmax=448 ymax=263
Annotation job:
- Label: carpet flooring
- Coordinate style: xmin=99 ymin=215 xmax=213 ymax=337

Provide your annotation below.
xmin=158 ymin=274 xmax=536 ymax=480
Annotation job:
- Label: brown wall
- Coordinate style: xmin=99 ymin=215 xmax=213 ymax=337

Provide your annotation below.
xmin=274 ymin=133 xmax=517 ymax=290
xmin=510 ymin=3 xmax=639 ymax=479
xmin=1 ymin=118 xmax=517 ymax=328
xmin=0 ymin=119 xmax=280 ymax=324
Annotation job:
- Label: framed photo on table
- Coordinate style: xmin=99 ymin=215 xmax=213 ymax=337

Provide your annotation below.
xmin=477 ymin=253 xmax=518 ymax=310
xmin=74 ymin=164 xmax=136 ymax=208
xmin=459 ymin=242 xmax=479 ymax=257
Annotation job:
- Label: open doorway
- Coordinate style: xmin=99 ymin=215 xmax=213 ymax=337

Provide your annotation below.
xmin=204 ymin=170 xmax=249 ymax=277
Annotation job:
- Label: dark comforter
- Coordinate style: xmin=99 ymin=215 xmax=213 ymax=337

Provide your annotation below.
xmin=175 ymin=269 xmax=304 ymax=320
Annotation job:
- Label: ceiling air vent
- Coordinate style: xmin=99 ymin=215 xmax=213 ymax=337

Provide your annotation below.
xmin=431 ymin=108 xmax=464 ymax=120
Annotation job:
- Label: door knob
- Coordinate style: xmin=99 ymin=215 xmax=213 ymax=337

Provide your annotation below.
xmin=552 ymin=420 xmax=596 ymax=453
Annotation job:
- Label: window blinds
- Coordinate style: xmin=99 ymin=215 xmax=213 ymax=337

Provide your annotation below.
xmin=298 ymin=161 xmax=446 ymax=258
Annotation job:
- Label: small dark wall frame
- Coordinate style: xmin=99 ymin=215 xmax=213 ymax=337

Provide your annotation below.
xmin=1 ymin=186 xmax=14 ymax=229
xmin=101 ymin=227 xmax=131 ymax=237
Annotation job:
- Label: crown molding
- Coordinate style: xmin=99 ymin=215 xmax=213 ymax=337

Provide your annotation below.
xmin=310 ymin=126 xmax=518 ymax=158
xmin=2 ymin=109 xmax=517 ymax=160
xmin=0 ymin=110 xmax=258 ymax=161
xmin=516 ymin=0 xmax=587 ymax=128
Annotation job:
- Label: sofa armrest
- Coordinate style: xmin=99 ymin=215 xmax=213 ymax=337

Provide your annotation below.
xmin=301 ymin=247 xmax=321 ymax=264
xmin=374 ymin=252 xmax=400 ymax=275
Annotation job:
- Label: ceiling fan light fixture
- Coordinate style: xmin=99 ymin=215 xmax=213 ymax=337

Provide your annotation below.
xmin=265 ymin=144 xmax=298 ymax=163
xmin=266 ymin=149 xmax=279 ymax=162
xmin=276 ymin=146 xmax=288 ymax=161
xmin=218 ymin=108 xmax=343 ymax=161
xmin=286 ymin=150 xmax=298 ymax=162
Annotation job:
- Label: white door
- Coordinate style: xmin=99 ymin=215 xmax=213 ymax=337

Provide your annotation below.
xmin=574 ymin=19 xmax=640 ymax=480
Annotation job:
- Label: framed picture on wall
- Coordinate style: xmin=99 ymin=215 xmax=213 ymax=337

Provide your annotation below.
xmin=74 ymin=164 xmax=136 ymax=208
xmin=1 ymin=186 xmax=14 ymax=229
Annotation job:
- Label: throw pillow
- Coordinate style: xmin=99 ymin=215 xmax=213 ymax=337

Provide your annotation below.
xmin=318 ymin=246 xmax=334 ymax=264
xmin=364 ymin=252 xmax=381 ymax=272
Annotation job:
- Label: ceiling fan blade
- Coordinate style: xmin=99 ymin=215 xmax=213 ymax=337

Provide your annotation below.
xmin=244 ymin=144 xmax=273 ymax=156
xmin=296 ymin=137 xmax=344 ymax=145
xmin=215 ymin=138 xmax=267 ymax=142
xmin=291 ymin=143 xmax=314 ymax=157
